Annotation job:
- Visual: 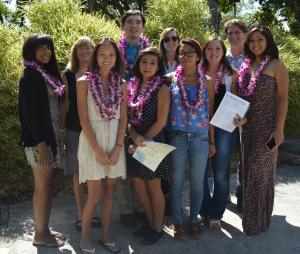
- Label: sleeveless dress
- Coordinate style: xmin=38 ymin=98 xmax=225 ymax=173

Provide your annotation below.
xmin=126 ymin=87 xmax=172 ymax=180
xmin=78 ymin=90 xmax=126 ymax=183
xmin=240 ymin=74 xmax=278 ymax=235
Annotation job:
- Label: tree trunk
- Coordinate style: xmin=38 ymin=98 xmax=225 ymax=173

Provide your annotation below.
xmin=208 ymin=0 xmax=222 ymax=34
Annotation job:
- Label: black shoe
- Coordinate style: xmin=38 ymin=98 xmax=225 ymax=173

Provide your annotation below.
xmin=91 ymin=216 xmax=102 ymax=228
xmin=120 ymin=213 xmax=137 ymax=228
xmin=134 ymin=211 xmax=148 ymax=224
xmin=133 ymin=225 xmax=152 ymax=238
xmin=142 ymin=229 xmax=163 ymax=245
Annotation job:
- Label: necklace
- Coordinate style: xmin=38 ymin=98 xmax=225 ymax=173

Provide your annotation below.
xmin=174 ymin=65 xmax=206 ymax=111
xmin=86 ymin=71 xmax=123 ymax=121
xmin=200 ymin=64 xmax=224 ymax=93
xmin=127 ymin=75 xmax=163 ymax=125
xmin=118 ymin=34 xmax=150 ymax=72
xmin=24 ymin=60 xmax=65 ymax=96
xmin=238 ymin=56 xmax=271 ymax=96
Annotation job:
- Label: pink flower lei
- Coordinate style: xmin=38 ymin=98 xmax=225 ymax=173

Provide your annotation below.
xmin=175 ymin=65 xmax=207 ymax=111
xmin=23 ymin=60 xmax=65 ymax=96
xmin=200 ymin=64 xmax=224 ymax=93
xmin=238 ymin=56 xmax=271 ymax=96
xmin=127 ymin=75 xmax=163 ymax=125
xmin=118 ymin=34 xmax=150 ymax=71
xmin=86 ymin=71 xmax=123 ymax=121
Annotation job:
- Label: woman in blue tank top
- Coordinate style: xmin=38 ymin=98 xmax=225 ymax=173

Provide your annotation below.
xmin=167 ymin=38 xmax=216 ymax=240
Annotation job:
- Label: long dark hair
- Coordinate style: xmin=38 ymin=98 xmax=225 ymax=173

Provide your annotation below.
xmin=133 ymin=47 xmax=165 ymax=80
xmin=244 ymin=24 xmax=279 ymax=61
xmin=158 ymin=28 xmax=180 ymax=70
xmin=89 ymin=37 xmax=124 ymax=75
xmin=201 ymin=36 xmax=233 ymax=75
xmin=177 ymin=38 xmax=202 ymax=65
xmin=22 ymin=34 xmax=61 ymax=80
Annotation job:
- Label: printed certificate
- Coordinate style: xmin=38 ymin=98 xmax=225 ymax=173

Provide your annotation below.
xmin=133 ymin=141 xmax=175 ymax=172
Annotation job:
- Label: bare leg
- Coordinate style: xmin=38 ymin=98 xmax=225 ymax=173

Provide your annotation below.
xmin=147 ymin=178 xmax=164 ymax=231
xmin=32 ymin=168 xmax=55 ymax=242
xmin=101 ymin=178 xmax=116 ymax=242
xmin=80 ymin=180 xmax=101 ymax=249
xmin=73 ymin=173 xmax=84 ymax=220
xmin=133 ymin=177 xmax=153 ymax=226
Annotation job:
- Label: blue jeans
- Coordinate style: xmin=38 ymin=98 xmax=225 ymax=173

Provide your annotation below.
xmin=201 ymin=127 xmax=235 ymax=220
xmin=169 ymin=130 xmax=209 ymax=224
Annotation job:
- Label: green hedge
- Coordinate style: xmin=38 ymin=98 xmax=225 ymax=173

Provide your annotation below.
xmin=0 ymin=0 xmax=299 ymax=201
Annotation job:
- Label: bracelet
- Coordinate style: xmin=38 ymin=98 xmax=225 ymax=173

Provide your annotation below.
xmin=210 ymin=142 xmax=215 ymax=145
xmin=116 ymin=143 xmax=123 ymax=148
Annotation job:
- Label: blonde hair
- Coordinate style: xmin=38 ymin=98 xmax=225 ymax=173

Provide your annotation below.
xmin=67 ymin=36 xmax=95 ymax=73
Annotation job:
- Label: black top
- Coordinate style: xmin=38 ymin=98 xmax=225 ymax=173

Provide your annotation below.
xmin=214 ymin=84 xmax=226 ymax=113
xmin=64 ymin=69 xmax=81 ymax=132
xmin=18 ymin=67 xmax=57 ymax=155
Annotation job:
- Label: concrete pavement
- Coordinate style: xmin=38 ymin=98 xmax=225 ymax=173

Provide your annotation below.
xmin=1 ymin=163 xmax=300 ymax=254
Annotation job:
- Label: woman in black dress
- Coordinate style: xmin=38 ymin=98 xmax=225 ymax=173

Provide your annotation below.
xmin=126 ymin=47 xmax=172 ymax=245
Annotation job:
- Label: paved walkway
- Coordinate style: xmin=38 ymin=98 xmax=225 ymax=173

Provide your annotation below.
xmin=1 ymin=163 xmax=300 ymax=254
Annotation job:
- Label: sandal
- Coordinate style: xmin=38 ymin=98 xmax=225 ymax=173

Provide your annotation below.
xmin=189 ymin=223 xmax=202 ymax=240
xmin=98 ymin=241 xmax=121 ymax=253
xmin=33 ymin=236 xmax=65 ymax=248
xmin=209 ymin=219 xmax=221 ymax=230
xmin=91 ymin=216 xmax=102 ymax=228
xmin=80 ymin=246 xmax=96 ymax=254
xmin=174 ymin=224 xmax=185 ymax=240
xmin=49 ymin=228 xmax=66 ymax=240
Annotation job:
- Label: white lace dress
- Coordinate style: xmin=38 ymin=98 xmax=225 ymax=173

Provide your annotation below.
xmin=78 ymin=90 xmax=126 ymax=183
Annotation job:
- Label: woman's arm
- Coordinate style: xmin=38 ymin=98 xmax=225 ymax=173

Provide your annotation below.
xmin=58 ymin=73 xmax=69 ymax=129
xmin=272 ymin=59 xmax=289 ymax=145
xmin=207 ymin=77 xmax=216 ymax=157
xmin=231 ymin=69 xmax=239 ymax=95
xmin=109 ymin=81 xmax=128 ymax=165
xmin=77 ymin=78 xmax=111 ymax=165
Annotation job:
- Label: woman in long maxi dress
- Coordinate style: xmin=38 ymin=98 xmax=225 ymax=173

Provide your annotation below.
xmin=238 ymin=25 xmax=288 ymax=235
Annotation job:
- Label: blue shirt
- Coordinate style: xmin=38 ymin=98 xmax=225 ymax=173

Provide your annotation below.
xmin=124 ymin=43 xmax=139 ymax=81
xmin=167 ymin=82 xmax=209 ymax=132
xmin=226 ymin=48 xmax=244 ymax=70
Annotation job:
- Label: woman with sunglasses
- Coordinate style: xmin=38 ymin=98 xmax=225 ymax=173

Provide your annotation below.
xmin=158 ymin=28 xmax=180 ymax=74
xmin=167 ymin=38 xmax=216 ymax=240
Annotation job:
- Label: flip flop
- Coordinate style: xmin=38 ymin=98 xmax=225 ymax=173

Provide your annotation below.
xmin=75 ymin=218 xmax=82 ymax=232
xmin=32 ymin=237 xmax=65 ymax=248
xmin=98 ymin=241 xmax=121 ymax=253
xmin=49 ymin=228 xmax=66 ymax=240
xmin=80 ymin=247 xmax=96 ymax=254
xmin=209 ymin=219 xmax=221 ymax=230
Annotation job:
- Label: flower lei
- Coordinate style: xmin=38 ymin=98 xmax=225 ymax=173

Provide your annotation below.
xmin=238 ymin=56 xmax=271 ymax=96
xmin=175 ymin=65 xmax=206 ymax=111
xmin=118 ymin=34 xmax=150 ymax=71
xmin=127 ymin=75 xmax=163 ymax=125
xmin=86 ymin=71 xmax=123 ymax=121
xmin=200 ymin=65 xmax=224 ymax=93
xmin=23 ymin=60 xmax=65 ymax=96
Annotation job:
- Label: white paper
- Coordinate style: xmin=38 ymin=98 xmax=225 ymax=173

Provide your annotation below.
xmin=210 ymin=92 xmax=250 ymax=133
xmin=133 ymin=141 xmax=176 ymax=172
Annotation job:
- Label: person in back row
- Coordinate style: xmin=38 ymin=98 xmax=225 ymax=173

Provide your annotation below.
xmin=116 ymin=9 xmax=151 ymax=228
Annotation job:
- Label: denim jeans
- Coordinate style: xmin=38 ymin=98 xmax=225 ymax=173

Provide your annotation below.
xmin=169 ymin=130 xmax=209 ymax=224
xmin=201 ymin=127 xmax=235 ymax=220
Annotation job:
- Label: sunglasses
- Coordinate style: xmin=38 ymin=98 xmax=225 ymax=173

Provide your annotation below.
xmin=179 ymin=50 xmax=196 ymax=58
xmin=163 ymin=36 xmax=179 ymax=43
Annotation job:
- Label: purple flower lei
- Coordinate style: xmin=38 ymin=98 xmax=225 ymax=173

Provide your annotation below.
xmin=118 ymin=34 xmax=150 ymax=71
xmin=127 ymin=75 xmax=163 ymax=125
xmin=238 ymin=56 xmax=271 ymax=97
xmin=86 ymin=71 xmax=123 ymax=121
xmin=23 ymin=60 xmax=65 ymax=96
xmin=200 ymin=64 xmax=224 ymax=93
xmin=175 ymin=65 xmax=207 ymax=111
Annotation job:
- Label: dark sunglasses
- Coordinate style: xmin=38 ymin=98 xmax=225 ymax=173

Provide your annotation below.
xmin=163 ymin=36 xmax=179 ymax=43
xmin=179 ymin=50 xmax=196 ymax=58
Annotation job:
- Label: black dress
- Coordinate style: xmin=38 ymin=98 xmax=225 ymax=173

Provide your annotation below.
xmin=126 ymin=87 xmax=172 ymax=180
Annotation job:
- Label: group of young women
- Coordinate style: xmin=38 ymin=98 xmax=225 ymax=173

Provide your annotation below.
xmin=18 ymin=19 xmax=288 ymax=254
